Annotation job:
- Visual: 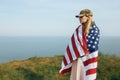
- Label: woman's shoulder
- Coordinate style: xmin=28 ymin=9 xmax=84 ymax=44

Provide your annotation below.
xmin=91 ymin=23 xmax=100 ymax=35
xmin=92 ymin=23 xmax=100 ymax=31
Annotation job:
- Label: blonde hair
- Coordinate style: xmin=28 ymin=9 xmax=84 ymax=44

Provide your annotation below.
xmin=85 ymin=16 xmax=94 ymax=35
xmin=79 ymin=9 xmax=93 ymax=35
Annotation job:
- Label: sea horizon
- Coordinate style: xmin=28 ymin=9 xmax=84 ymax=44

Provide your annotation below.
xmin=0 ymin=36 xmax=120 ymax=63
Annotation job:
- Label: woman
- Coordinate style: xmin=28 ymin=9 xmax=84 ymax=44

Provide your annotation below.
xmin=59 ymin=9 xmax=100 ymax=80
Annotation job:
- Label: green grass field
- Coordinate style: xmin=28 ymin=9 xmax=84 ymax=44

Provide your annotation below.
xmin=0 ymin=52 xmax=120 ymax=80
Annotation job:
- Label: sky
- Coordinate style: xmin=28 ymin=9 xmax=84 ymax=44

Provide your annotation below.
xmin=0 ymin=0 xmax=120 ymax=37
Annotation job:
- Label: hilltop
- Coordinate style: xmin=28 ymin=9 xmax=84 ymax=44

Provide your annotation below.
xmin=0 ymin=52 xmax=120 ymax=80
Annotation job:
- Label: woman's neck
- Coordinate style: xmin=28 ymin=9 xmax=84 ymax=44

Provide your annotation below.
xmin=82 ymin=23 xmax=85 ymax=26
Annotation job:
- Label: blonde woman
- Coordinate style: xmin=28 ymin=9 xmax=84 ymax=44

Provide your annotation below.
xmin=59 ymin=9 xmax=100 ymax=80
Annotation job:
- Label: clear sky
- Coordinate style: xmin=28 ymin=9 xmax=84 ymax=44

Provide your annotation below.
xmin=0 ymin=0 xmax=120 ymax=37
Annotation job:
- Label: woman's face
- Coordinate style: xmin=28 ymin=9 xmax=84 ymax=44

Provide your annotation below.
xmin=79 ymin=16 xmax=89 ymax=24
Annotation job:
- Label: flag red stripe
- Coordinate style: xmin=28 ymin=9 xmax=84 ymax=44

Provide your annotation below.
xmin=60 ymin=67 xmax=72 ymax=75
xmin=86 ymin=68 xmax=97 ymax=75
xmin=63 ymin=56 xmax=67 ymax=66
xmin=82 ymin=26 xmax=89 ymax=54
xmin=83 ymin=57 xmax=98 ymax=66
xmin=66 ymin=46 xmax=73 ymax=63
xmin=71 ymin=35 xmax=80 ymax=58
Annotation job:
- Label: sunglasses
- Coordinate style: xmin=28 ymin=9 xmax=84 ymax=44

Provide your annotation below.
xmin=79 ymin=16 xmax=84 ymax=18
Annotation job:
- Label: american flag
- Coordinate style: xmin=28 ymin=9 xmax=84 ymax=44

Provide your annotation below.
xmin=59 ymin=23 xmax=100 ymax=80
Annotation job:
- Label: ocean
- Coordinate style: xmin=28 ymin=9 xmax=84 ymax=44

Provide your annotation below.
xmin=0 ymin=36 xmax=120 ymax=63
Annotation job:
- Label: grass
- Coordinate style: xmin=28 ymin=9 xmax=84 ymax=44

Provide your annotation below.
xmin=0 ymin=52 xmax=120 ymax=80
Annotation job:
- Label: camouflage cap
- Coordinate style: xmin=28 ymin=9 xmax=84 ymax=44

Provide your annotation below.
xmin=76 ymin=9 xmax=93 ymax=18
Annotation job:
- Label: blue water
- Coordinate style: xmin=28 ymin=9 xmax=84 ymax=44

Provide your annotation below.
xmin=99 ymin=36 xmax=120 ymax=55
xmin=0 ymin=36 xmax=120 ymax=63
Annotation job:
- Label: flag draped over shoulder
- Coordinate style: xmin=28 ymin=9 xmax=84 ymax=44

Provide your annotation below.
xmin=59 ymin=24 xmax=100 ymax=80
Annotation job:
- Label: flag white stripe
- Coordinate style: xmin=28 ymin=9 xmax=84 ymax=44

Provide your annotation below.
xmin=82 ymin=51 xmax=98 ymax=62
xmin=74 ymin=31 xmax=85 ymax=56
xmin=85 ymin=73 xmax=97 ymax=80
xmin=61 ymin=60 xmax=65 ymax=68
xmin=63 ymin=63 xmax=72 ymax=69
xmin=84 ymin=62 xmax=97 ymax=71
xmin=78 ymin=25 xmax=83 ymax=45
xmin=65 ymin=51 xmax=70 ymax=64
xmin=69 ymin=40 xmax=77 ymax=60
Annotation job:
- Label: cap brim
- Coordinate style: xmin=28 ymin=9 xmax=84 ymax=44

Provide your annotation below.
xmin=75 ymin=15 xmax=80 ymax=18
xmin=75 ymin=14 xmax=84 ymax=18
